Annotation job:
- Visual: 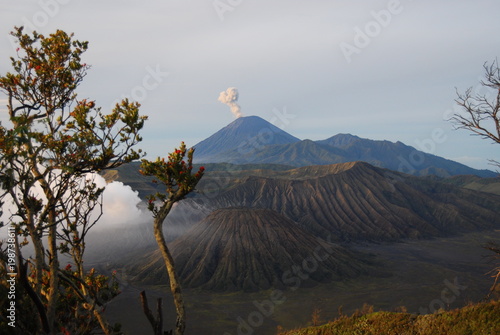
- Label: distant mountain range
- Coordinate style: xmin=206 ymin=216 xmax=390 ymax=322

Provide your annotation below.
xmin=193 ymin=116 xmax=496 ymax=178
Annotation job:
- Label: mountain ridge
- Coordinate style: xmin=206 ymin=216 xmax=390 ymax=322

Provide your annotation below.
xmin=186 ymin=161 xmax=500 ymax=242
xmin=193 ymin=115 xmax=496 ymax=177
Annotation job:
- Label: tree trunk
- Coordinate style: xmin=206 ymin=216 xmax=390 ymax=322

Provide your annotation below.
xmin=14 ymin=232 xmax=50 ymax=333
xmin=46 ymin=210 xmax=59 ymax=335
xmin=153 ymin=202 xmax=185 ymax=335
xmin=94 ymin=309 xmax=111 ymax=335
xmin=25 ymin=212 xmax=45 ymax=292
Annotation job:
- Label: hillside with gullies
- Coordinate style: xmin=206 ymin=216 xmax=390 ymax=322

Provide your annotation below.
xmin=127 ymin=208 xmax=373 ymax=291
xmin=94 ymin=117 xmax=500 ymax=334
xmin=187 ymin=161 xmax=500 ymax=243
xmin=109 ymin=160 xmax=500 ymax=296
xmin=103 ymin=160 xmax=500 ymax=244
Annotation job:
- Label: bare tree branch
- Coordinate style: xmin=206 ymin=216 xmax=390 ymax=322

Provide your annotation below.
xmin=450 ymin=59 xmax=500 ymax=169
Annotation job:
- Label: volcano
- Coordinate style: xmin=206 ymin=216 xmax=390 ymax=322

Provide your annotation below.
xmin=193 ymin=116 xmax=300 ymax=163
xmin=129 ymin=208 xmax=369 ymax=291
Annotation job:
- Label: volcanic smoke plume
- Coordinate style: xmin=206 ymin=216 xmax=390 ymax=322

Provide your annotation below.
xmin=218 ymin=87 xmax=243 ymax=118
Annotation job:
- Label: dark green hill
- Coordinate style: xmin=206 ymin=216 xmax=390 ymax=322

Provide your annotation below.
xmin=219 ymin=139 xmax=347 ymax=166
xmin=443 ymin=174 xmax=500 ymax=195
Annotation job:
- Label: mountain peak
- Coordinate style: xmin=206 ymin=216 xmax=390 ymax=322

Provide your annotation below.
xmin=231 ymin=115 xmax=267 ymax=124
xmin=318 ymin=133 xmax=361 ymax=148
xmin=194 ymin=115 xmax=300 ymax=162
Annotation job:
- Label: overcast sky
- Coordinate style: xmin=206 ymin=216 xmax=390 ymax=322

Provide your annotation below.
xmin=1 ymin=1 xmax=499 ymax=170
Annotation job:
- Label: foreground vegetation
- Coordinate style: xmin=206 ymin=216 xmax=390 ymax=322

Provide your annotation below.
xmin=279 ymin=300 xmax=500 ymax=335
xmin=0 ymin=26 xmax=202 ymax=335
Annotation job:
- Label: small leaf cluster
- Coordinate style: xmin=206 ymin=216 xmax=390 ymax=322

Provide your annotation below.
xmin=0 ymin=26 xmax=88 ymax=114
xmin=140 ymin=142 xmax=204 ymax=216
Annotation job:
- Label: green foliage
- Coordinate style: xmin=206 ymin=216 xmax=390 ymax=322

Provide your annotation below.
xmin=279 ymin=300 xmax=500 ymax=335
xmin=0 ymin=27 xmax=146 ymax=179
xmin=0 ymin=27 xmax=87 ymax=112
xmin=44 ymin=265 xmax=121 ymax=335
xmin=140 ymin=141 xmax=204 ymax=216
xmin=0 ymin=26 xmax=147 ymax=334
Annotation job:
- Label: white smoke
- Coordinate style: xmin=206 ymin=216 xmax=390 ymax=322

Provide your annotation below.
xmin=0 ymin=172 xmax=204 ymax=263
xmin=218 ymin=87 xmax=243 ymax=118
xmin=0 ymin=173 xmax=147 ymax=234
xmin=0 ymin=173 xmax=151 ymax=264
xmin=91 ymin=174 xmax=146 ymax=227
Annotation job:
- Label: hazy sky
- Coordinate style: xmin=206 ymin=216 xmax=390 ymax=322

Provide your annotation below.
xmin=1 ymin=1 xmax=499 ymax=170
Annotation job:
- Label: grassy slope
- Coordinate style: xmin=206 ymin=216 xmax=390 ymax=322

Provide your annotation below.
xmin=279 ymin=300 xmax=500 ymax=335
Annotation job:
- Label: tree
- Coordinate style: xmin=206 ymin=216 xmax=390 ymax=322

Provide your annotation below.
xmin=140 ymin=142 xmax=204 ymax=335
xmin=451 ymin=59 xmax=500 ymax=168
xmin=450 ymin=59 xmax=500 ymax=298
xmin=0 ymin=26 xmax=147 ymax=334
